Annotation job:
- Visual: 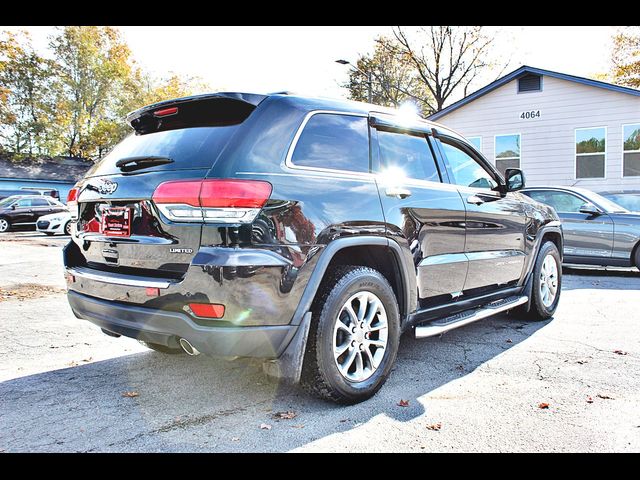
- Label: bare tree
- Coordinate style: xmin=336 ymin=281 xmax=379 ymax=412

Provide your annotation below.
xmin=382 ymin=26 xmax=506 ymax=112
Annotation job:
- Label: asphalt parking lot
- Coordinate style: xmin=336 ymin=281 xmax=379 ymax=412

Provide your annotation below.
xmin=0 ymin=231 xmax=639 ymax=452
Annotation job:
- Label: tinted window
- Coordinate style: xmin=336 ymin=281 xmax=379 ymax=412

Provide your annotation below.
xmin=291 ymin=114 xmax=369 ymax=173
xmin=525 ymin=190 xmax=585 ymax=213
xmin=439 ymin=140 xmax=498 ymax=190
xmin=31 ymin=198 xmax=49 ymax=207
xmin=87 ymin=126 xmax=239 ymax=177
xmin=16 ymin=199 xmax=33 ymax=207
xmin=377 ymin=129 xmax=440 ymax=182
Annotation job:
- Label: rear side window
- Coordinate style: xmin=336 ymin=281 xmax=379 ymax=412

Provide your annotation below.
xmin=525 ymin=190 xmax=585 ymax=213
xmin=290 ymin=113 xmax=369 ymax=173
xmin=376 ymin=129 xmax=440 ymax=182
xmin=87 ymin=126 xmax=239 ymax=177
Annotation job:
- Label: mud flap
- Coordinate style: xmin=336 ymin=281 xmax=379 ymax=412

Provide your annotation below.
xmin=262 ymin=312 xmax=311 ymax=383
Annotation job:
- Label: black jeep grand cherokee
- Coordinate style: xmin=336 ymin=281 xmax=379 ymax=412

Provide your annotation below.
xmin=64 ymin=92 xmax=562 ymax=403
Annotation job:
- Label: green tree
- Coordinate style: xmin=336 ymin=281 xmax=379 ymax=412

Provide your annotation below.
xmin=49 ymin=26 xmax=133 ymax=159
xmin=345 ymin=36 xmax=433 ymax=115
xmin=0 ymin=31 xmax=54 ymax=155
xmin=383 ymin=26 xmax=508 ymax=113
xmin=611 ymin=26 xmax=640 ymax=88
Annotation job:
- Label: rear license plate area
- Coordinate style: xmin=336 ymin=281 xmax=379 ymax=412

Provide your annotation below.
xmin=100 ymin=207 xmax=131 ymax=237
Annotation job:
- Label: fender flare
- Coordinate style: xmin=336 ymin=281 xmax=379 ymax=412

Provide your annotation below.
xmin=289 ymin=235 xmax=414 ymax=326
xmin=522 ymin=221 xmax=563 ymax=312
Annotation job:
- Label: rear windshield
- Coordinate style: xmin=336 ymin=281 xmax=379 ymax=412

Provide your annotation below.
xmin=86 ymin=126 xmax=239 ymax=177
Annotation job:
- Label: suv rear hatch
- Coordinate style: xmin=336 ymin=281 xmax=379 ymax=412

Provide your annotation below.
xmin=69 ymin=93 xmax=269 ymax=280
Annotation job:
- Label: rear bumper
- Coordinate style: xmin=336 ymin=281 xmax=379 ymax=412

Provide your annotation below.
xmin=67 ymin=290 xmax=299 ymax=358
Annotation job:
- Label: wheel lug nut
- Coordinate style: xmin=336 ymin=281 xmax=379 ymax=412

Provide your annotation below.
xmin=351 ymin=340 xmax=356 ymax=347
xmin=360 ymin=322 xmax=365 ymax=328
xmin=359 ymin=343 xmax=364 ymax=351
xmin=351 ymin=327 xmax=356 ymax=333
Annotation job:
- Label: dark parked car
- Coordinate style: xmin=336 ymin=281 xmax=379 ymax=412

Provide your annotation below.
xmin=63 ymin=92 xmax=563 ymax=403
xmin=600 ymin=190 xmax=640 ymax=213
xmin=522 ymin=186 xmax=640 ymax=268
xmin=0 ymin=195 xmax=67 ymax=233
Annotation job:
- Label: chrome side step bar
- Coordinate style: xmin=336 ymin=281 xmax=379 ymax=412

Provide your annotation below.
xmin=415 ymin=295 xmax=528 ymax=339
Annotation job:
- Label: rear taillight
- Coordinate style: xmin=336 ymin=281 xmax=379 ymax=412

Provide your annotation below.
xmin=152 ymin=179 xmax=272 ymax=224
xmin=67 ymin=187 xmax=79 ymax=220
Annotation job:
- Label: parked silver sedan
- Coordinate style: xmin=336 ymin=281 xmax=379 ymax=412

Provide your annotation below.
xmin=522 ymin=186 xmax=640 ymax=269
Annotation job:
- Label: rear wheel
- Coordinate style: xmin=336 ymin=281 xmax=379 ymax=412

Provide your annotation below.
xmin=64 ymin=221 xmax=72 ymax=235
xmin=524 ymin=241 xmax=562 ymax=321
xmin=138 ymin=340 xmax=184 ymax=355
xmin=301 ymin=265 xmax=400 ymax=404
xmin=0 ymin=217 xmax=10 ymax=233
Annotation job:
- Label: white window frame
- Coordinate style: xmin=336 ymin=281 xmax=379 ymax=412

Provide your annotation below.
xmin=466 ymin=136 xmax=482 ymax=152
xmin=494 ymin=133 xmax=521 ymax=170
xmin=575 ymin=126 xmax=607 ymax=180
xmin=622 ymin=123 xmax=640 ymax=178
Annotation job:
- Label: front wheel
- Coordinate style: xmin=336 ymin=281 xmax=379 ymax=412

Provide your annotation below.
xmin=64 ymin=221 xmax=72 ymax=235
xmin=301 ymin=265 xmax=400 ymax=404
xmin=0 ymin=217 xmax=10 ymax=233
xmin=525 ymin=241 xmax=562 ymax=320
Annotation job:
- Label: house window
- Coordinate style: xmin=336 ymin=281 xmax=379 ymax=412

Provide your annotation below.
xmin=575 ymin=127 xmax=606 ymax=179
xmin=495 ymin=134 xmax=521 ymax=176
xmin=623 ymin=123 xmax=640 ymax=177
xmin=467 ymin=136 xmax=482 ymax=151
xmin=518 ymin=74 xmax=542 ymax=93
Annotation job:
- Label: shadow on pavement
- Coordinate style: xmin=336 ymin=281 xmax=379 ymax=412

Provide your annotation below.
xmin=562 ymin=265 xmax=640 ymax=291
xmin=0 ymin=314 xmax=549 ymax=452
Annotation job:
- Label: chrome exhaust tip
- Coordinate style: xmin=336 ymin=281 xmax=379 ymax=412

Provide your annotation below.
xmin=179 ymin=338 xmax=200 ymax=356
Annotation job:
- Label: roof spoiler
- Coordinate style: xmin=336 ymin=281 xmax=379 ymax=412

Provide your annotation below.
xmin=126 ymin=92 xmax=268 ymax=134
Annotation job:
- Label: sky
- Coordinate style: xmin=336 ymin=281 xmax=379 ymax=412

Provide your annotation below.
xmin=1 ymin=26 xmax=619 ymax=103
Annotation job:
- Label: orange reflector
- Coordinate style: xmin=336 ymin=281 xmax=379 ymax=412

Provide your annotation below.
xmin=67 ymin=274 xmax=75 ymax=284
xmin=189 ymin=303 xmax=225 ymax=318
xmin=146 ymin=287 xmax=160 ymax=297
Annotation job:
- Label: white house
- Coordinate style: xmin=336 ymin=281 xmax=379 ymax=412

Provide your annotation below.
xmin=428 ymin=66 xmax=640 ymax=192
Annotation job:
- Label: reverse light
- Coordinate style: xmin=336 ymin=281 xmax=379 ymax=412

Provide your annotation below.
xmin=188 ymin=303 xmax=225 ymax=319
xmin=152 ymin=179 xmax=272 ymax=224
xmin=67 ymin=187 xmax=80 ymax=220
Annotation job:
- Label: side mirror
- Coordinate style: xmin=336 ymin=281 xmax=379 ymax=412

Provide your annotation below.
xmin=10 ymin=204 xmax=16 ymax=210
xmin=505 ymin=168 xmax=525 ymax=192
xmin=579 ymin=202 xmax=601 ymax=216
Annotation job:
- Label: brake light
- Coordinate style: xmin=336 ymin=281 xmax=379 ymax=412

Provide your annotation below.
xmin=154 ymin=106 xmax=178 ymax=117
xmin=67 ymin=187 xmax=79 ymax=220
xmin=152 ymin=179 xmax=272 ymax=224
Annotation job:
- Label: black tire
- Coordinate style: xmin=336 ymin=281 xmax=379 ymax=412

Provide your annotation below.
xmin=301 ymin=265 xmax=400 ymax=404
xmin=64 ymin=221 xmax=72 ymax=235
xmin=634 ymin=245 xmax=640 ymax=271
xmin=138 ymin=340 xmax=184 ymax=355
xmin=524 ymin=241 xmax=562 ymax=321
xmin=0 ymin=217 xmax=10 ymax=233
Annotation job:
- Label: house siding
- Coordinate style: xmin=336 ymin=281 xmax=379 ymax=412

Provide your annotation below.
xmin=433 ymin=75 xmax=640 ymax=191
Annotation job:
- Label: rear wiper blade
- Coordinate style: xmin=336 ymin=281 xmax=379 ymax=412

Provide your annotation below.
xmin=115 ymin=156 xmax=173 ymax=172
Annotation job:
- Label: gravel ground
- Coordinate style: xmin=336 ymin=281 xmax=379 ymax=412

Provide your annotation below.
xmin=0 ymin=231 xmax=639 ymax=452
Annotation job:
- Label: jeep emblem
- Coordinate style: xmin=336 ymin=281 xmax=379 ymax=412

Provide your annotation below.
xmin=97 ymin=179 xmax=118 ymax=195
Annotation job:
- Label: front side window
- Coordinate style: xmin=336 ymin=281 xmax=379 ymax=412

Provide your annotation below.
xmin=291 ymin=113 xmax=369 ymax=173
xmin=439 ymin=139 xmax=498 ymax=190
xmin=623 ymin=123 xmax=640 ymax=177
xmin=525 ymin=190 xmax=585 ymax=213
xmin=575 ymin=127 xmax=606 ymax=179
xmin=495 ymin=134 xmax=521 ymax=176
xmin=16 ymin=199 xmax=33 ymax=208
xmin=376 ymin=129 xmax=440 ymax=182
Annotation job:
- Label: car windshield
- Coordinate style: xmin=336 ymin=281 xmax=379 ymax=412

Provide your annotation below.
xmin=586 ymin=191 xmax=629 ymax=213
xmin=602 ymin=193 xmax=640 ymax=212
xmin=0 ymin=196 xmax=18 ymax=207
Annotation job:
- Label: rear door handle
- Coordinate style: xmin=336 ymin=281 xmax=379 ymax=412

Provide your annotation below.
xmin=385 ymin=187 xmax=412 ymax=199
xmin=467 ymin=195 xmax=485 ymax=205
